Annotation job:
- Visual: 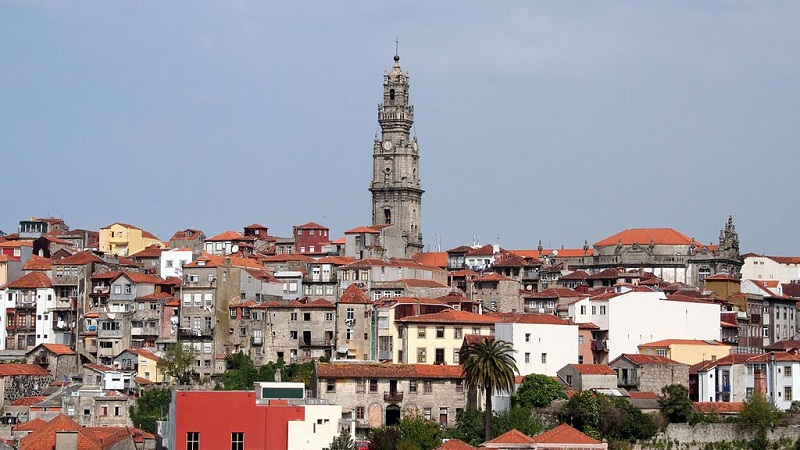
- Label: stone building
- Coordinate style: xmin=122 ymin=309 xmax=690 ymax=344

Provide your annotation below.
xmin=25 ymin=343 xmax=78 ymax=381
xmin=335 ymin=284 xmax=372 ymax=360
xmin=556 ymin=364 xmax=617 ymax=391
xmin=470 ymin=273 xmax=523 ymax=313
xmin=370 ymin=54 xmax=424 ymax=257
xmin=0 ymin=363 xmax=53 ymax=406
xmin=610 ymin=353 xmax=689 ymax=394
xmin=311 ymin=362 xmax=466 ymax=431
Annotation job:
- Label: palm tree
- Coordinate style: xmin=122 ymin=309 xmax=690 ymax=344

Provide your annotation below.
xmin=460 ymin=336 xmax=518 ymax=442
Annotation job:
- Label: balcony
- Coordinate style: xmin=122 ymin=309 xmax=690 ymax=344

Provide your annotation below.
xmin=90 ymin=286 xmax=110 ymax=296
xmin=592 ymin=340 xmax=608 ymax=352
xmin=721 ymin=384 xmax=731 ymax=393
xmin=251 ymin=336 xmax=263 ymax=346
xmin=131 ymin=326 xmax=160 ymax=336
xmin=378 ymin=350 xmax=393 ymax=361
xmin=178 ymin=327 xmax=214 ymax=338
xmin=384 ymin=391 xmax=404 ymax=402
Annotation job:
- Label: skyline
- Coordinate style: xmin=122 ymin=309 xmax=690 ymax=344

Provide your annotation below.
xmin=3 ymin=2 xmax=799 ymax=255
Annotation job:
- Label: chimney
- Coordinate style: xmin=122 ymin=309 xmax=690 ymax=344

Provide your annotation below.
xmin=55 ymin=431 xmax=79 ymax=450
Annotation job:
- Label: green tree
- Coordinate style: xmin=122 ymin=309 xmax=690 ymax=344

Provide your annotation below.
xmin=560 ymin=390 xmax=602 ymax=439
xmin=492 ymin=406 xmax=543 ymax=437
xmin=460 ymin=337 xmax=518 ymax=442
xmin=129 ymin=388 xmax=170 ymax=433
xmin=328 ymin=431 xmax=357 ymax=450
xmin=158 ymin=343 xmax=197 ymax=385
xmin=738 ymin=394 xmax=782 ymax=450
xmin=450 ymin=407 xmax=484 ymax=446
xmin=368 ymin=426 xmax=401 ymax=450
xmin=658 ymin=384 xmax=693 ymax=423
xmin=397 ymin=416 xmax=442 ymax=450
xmin=512 ymin=374 xmax=567 ymax=408
xmin=222 ymin=352 xmax=258 ymax=390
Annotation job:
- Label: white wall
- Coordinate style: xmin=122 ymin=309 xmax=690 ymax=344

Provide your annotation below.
xmin=494 ymin=321 xmax=578 ymax=377
xmin=161 ymin=248 xmax=194 ymax=279
xmin=287 ymin=404 xmax=343 ymax=450
xmin=741 ymin=256 xmax=800 ymax=284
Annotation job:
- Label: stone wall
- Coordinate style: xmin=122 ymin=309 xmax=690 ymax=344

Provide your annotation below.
xmin=1 ymin=374 xmax=53 ymax=405
xmin=634 ymin=423 xmax=800 ymax=450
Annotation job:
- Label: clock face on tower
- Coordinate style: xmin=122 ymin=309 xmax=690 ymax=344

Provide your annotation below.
xmin=382 ymin=140 xmax=393 ymax=151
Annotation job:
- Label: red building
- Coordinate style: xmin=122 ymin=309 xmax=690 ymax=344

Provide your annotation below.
xmin=293 ymin=222 xmax=330 ymax=255
xmin=170 ymin=390 xmax=304 ymax=449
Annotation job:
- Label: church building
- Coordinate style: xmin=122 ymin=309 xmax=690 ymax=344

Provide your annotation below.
xmin=370 ymin=54 xmax=424 ymax=257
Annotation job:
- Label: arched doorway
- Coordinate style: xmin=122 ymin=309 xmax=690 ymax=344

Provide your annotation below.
xmin=385 ymin=404 xmax=401 ymax=426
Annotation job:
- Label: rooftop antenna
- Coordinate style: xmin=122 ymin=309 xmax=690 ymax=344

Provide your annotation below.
xmin=395 ymin=37 xmax=399 ymax=58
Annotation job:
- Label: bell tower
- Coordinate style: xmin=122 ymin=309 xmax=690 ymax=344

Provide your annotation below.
xmin=370 ymin=53 xmax=424 ymax=256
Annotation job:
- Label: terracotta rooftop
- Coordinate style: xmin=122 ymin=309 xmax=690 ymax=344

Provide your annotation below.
xmin=484 ymin=428 xmax=535 ymax=445
xmin=567 ymin=364 xmax=616 ymax=375
xmin=338 ymin=284 xmax=371 ymax=304
xmin=129 ymin=245 xmax=163 ymax=258
xmin=37 ymin=343 xmax=76 ymax=356
xmin=205 ymin=230 xmax=251 ymax=242
xmin=5 ymin=272 xmax=52 ymax=289
xmin=595 ymin=228 xmax=694 ymax=247
xmin=0 ymin=364 xmax=50 ymax=376
xmin=294 ymin=221 xmax=327 ymax=230
xmin=639 ymin=339 xmax=727 ymax=348
xmin=22 ymin=255 xmax=53 ymax=271
xmin=436 ymin=438 xmax=477 ymax=450
xmin=490 ymin=312 xmax=574 ymax=326
xmin=694 ymin=402 xmax=744 ymax=414
xmin=316 ymin=362 xmax=464 ymax=379
xmin=530 ymin=423 xmax=602 ymax=444
xmin=399 ymin=278 xmax=449 ymax=288
xmin=617 ymin=354 xmax=685 ymax=366
xmin=412 ymin=252 xmax=448 ymax=268
xmin=396 ymin=309 xmax=498 ymax=325
xmin=56 ymin=251 xmax=104 ymax=265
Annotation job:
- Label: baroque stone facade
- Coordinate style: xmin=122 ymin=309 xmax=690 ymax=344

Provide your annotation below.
xmin=370 ymin=54 xmax=424 ymax=256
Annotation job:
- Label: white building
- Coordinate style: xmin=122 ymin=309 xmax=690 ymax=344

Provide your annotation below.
xmin=741 ymin=254 xmax=800 ymax=284
xmin=160 ymin=247 xmax=197 ymax=279
xmin=567 ymin=288 xmax=721 ymax=362
xmin=493 ymin=313 xmax=578 ymax=377
xmin=286 ymin=403 xmax=350 ymax=450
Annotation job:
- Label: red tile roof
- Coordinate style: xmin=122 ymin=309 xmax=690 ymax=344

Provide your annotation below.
xmin=38 ymin=343 xmax=76 ymax=356
xmin=628 ymin=391 xmax=659 ymax=399
xmin=314 ymin=256 xmax=356 ymax=265
xmin=206 ymin=230 xmax=253 ymax=241
xmin=295 ymin=221 xmax=327 ymax=229
xmin=0 ymin=364 xmax=50 ymax=376
xmin=57 ymin=251 xmax=104 ymax=265
xmin=316 ymin=362 xmax=464 ymax=379
xmin=768 ymin=256 xmax=800 ymax=265
xmin=0 ymin=255 xmax=21 ymax=262
xmin=530 ymin=423 xmax=602 ymax=444
xmin=412 ymin=252 xmax=448 ymax=268
xmin=693 ymin=402 xmax=744 ymax=414
xmin=568 ymin=364 xmax=616 ymax=375
xmin=618 ymin=354 xmax=684 ymax=365
xmin=436 ymin=438 xmax=477 ymax=450
xmin=484 ymin=428 xmax=535 ymax=444
xmin=639 ymin=339 xmax=726 ymax=348
xmin=129 ymin=246 xmax=163 ymax=258
xmin=22 ymin=256 xmax=53 ymax=271
xmin=6 ymin=272 xmax=52 ymax=289
xmin=12 ymin=418 xmax=47 ymax=432
xmin=595 ymin=228 xmax=694 ymax=247
xmin=10 ymin=396 xmax=48 ymax=406
xmin=344 ymin=226 xmax=381 ymax=234
xmin=399 ymin=278 xmax=449 ymax=288
xmin=395 ymin=309 xmax=498 ymax=325
xmin=473 ymin=273 xmax=515 ymax=282
xmin=0 ymin=240 xmax=33 ymax=248
xmin=125 ymin=348 xmax=162 ymax=362
xmin=338 ymin=284 xmax=371 ymax=304
xmin=169 ymin=229 xmax=204 ymax=241
xmin=490 ymin=313 xmax=573 ymax=326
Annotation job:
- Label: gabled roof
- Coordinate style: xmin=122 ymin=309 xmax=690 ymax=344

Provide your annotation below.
xmin=523 ymin=288 xmax=586 ymax=299
xmin=412 ymin=252 xmax=448 ymax=268
xmin=472 ymin=273 xmax=515 ymax=282
xmin=56 ymin=251 xmax=104 ymax=265
xmin=295 ymin=221 xmax=327 ymax=230
xmin=436 ymin=438 xmax=477 ymax=450
xmin=530 ymin=423 xmax=602 ymax=444
xmin=6 ymin=272 xmax=52 ymax=289
xmin=594 ymin=228 xmax=694 ymax=247
xmin=338 ymin=284 xmax=371 ymax=304
xmin=559 ymin=270 xmax=590 ymax=280
xmin=101 ymin=223 xmax=160 ymax=240
xmin=169 ymin=228 xmax=204 ymax=241
xmin=22 ymin=256 xmax=53 ymax=271
xmin=484 ymin=428 xmax=535 ymax=445
xmin=344 ymin=226 xmax=382 ymax=234
xmin=28 ymin=343 xmax=76 ymax=356
xmin=10 ymin=396 xmax=48 ymax=407
xmin=205 ymin=230 xmax=251 ymax=242
xmin=129 ymin=245 xmax=163 ymax=258
xmin=243 ymin=223 xmax=267 ymax=230
xmin=0 ymin=364 xmax=50 ymax=376
xmin=0 ymin=240 xmax=33 ymax=248
xmin=123 ymin=348 xmax=162 ymax=362
xmin=395 ymin=309 xmax=498 ymax=325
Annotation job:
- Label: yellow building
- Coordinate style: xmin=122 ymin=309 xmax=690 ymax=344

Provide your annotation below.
xmin=638 ymin=339 xmax=732 ymax=366
xmin=116 ymin=348 xmax=166 ymax=383
xmin=99 ymin=223 xmax=162 ymax=256
xmin=395 ymin=309 xmax=497 ymax=365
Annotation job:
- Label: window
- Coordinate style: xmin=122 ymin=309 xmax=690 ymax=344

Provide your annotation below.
xmin=541 ymin=353 xmax=547 ymax=364
xmin=325 ymin=312 xmax=334 ymax=322
xmin=591 ymin=306 xmax=596 ymax=315
xmin=356 ymin=379 xmax=366 ymax=393
xmin=454 ymin=327 xmax=462 ymax=339
xmin=785 ymin=366 xmax=792 ymax=377
xmin=346 ymin=328 xmax=353 ymax=340
xmin=435 ymin=326 xmax=445 ymax=338
xmin=290 ymin=312 xmax=298 ymax=321
xmin=409 ymin=380 xmax=418 ymax=393
xmin=186 ymin=432 xmax=199 ymax=450
xmin=229 ymin=308 xmax=237 ymax=319
xmin=455 ymin=380 xmax=464 ymax=393
xmin=578 ymin=335 xmax=584 ymax=345
xmin=423 ymin=380 xmax=432 ymax=394
xmin=417 ymin=347 xmax=426 ymax=363
xmin=326 ymin=379 xmax=336 ymax=392
xmin=290 ymin=331 xmax=298 ymax=340
xmin=114 ymin=406 xmax=121 ymax=416
xmin=423 ymin=407 xmax=431 ymax=421
xmin=453 ymin=349 xmax=460 ymax=364
xmin=580 ymin=305 xmax=586 ymax=315
xmin=418 ymin=326 xmax=426 ymax=338
xmin=599 ymin=305 xmax=606 ymax=315
xmin=114 ymin=285 xmax=121 ymax=295
xmin=785 ymin=386 xmax=793 ymax=401
xmin=101 ymin=406 xmax=108 ymax=416
xmin=356 ymin=406 xmax=365 ymax=420
xmin=124 ymin=284 xmax=132 ymax=294
xmin=525 ymin=352 xmax=530 ymax=363
xmin=525 ymin=333 xmax=531 ymax=342
xmin=231 ymin=432 xmax=244 ymax=450
xmin=303 ymin=312 xmax=311 ymax=321
xmin=369 ymin=379 xmax=378 ymax=393
xmin=656 ymin=349 xmax=667 ymax=357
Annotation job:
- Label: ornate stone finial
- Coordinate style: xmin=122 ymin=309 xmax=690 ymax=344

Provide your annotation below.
xmin=537 ymin=240 xmax=543 ymax=252
xmin=395 ymin=37 xmax=400 ymax=61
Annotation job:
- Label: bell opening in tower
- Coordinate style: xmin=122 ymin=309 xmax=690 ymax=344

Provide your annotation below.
xmin=389 ymin=89 xmax=395 ymax=101
xmin=384 ymin=208 xmax=392 ymax=224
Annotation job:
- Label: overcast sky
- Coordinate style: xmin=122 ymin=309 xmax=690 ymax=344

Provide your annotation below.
xmin=2 ymin=2 xmax=798 ymax=255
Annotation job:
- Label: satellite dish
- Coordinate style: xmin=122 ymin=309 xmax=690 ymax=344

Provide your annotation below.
xmin=231 ymin=245 xmax=239 ymax=253
xmin=552 ymin=250 xmax=558 ymax=256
